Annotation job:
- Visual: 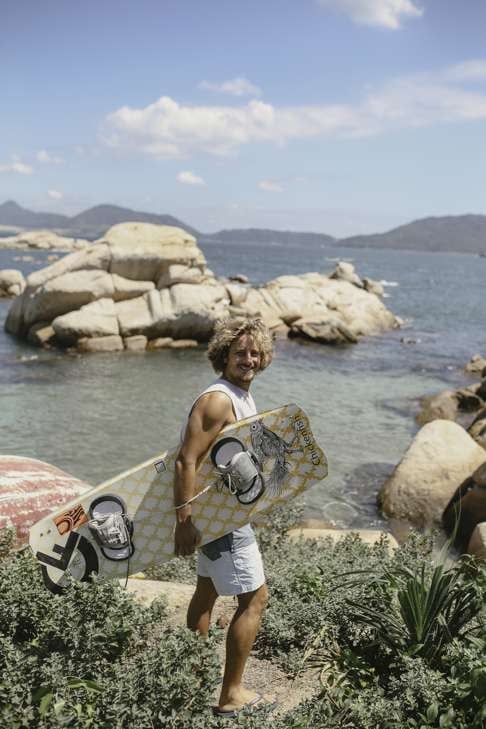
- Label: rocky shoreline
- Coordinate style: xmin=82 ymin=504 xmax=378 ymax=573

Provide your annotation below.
xmin=378 ymin=354 xmax=486 ymax=558
xmin=2 ymin=222 xmax=400 ymax=352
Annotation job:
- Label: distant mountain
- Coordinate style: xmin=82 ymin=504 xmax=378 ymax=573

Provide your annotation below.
xmin=0 ymin=201 xmax=200 ymax=240
xmin=0 ymin=200 xmax=69 ymax=229
xmin=0 ymin=200 xmax=336 ymax=245
xmin=205 ymin=228 xmax=335 ymax=245
xmin=339 ymin=215 xmax=486 ymax=255
xmin=2 ymin=201 xmax=485 ymax=253
xmin=68 ymin=204 xmax=201 ymax=239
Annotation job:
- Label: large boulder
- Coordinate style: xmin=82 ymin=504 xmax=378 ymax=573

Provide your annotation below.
xmin=243 ymin=272 xmax=398 ymax=341
xmin=0 ymin=455 xmax=92 ymax=547
xmin=115 ymin=283 xmax=229 ymax=340
xmin=52 ymin=298 xmax=120 ymax=343
xmin=4 ymin=224 xmax=399 ymax=351
xmin=103 ymin=222 xmax=206 ymax=281
xmin=0 ymin=269 xmax=25 ymax=297
xmin=27 ymin=244 xmax=111 ymax=289
xmin=21 ymin=270 xmax=116 ymax=330
xmin=289 ymin=317 xmax=358 ymax=344
xmin=378 ymin=420 xmax=486 ymax=528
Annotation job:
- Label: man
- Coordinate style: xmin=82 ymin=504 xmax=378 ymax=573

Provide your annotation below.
xmin=174 ymin=317 xmax=274 ymax=718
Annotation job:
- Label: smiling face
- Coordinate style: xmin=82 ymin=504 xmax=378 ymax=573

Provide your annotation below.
xmin=222 ymin=334 xmax=262 ymax=391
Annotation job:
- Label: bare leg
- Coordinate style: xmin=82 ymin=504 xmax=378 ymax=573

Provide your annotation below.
xmin=187 ymin=575 xmax=218 ymax=637
xmin=218 ymin=583 xmax=269 ymax=710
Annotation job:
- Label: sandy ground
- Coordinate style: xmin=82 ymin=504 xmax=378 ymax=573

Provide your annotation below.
xmin=124 ymin=578 xmax=321 ymax=716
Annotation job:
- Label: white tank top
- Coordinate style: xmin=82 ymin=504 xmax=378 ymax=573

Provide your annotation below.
xmin=192 ymin=378 xmax=257 ymax=421
xmin=182 ymin=377 xmax=257 ymax=549
xmin=181 ymin=378 xmax=257 ymax=441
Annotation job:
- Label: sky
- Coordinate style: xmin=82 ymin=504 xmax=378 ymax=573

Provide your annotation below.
xmin=1 ymin=0 xmax=486 ymax=237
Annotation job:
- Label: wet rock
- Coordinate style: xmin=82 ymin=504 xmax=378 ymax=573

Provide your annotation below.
xmin=456 ymin=385 xmax=483 ymax=412
xmin=416 ymin=390 xmax=458 ymax=425
xmin=77 ymin=335 xmax=124 ymax=352
xmin=169 ymin=339 xmax=198 ymax=349
xmin=27 ymin=322 xmax=57 ymax=347
xmin=147 ymin=337 xmax=174 ymax=350
xmin=476 ymin=378 xmax=486 ymax=401
xmin=124 ymin=335 xmax=148 ymax=351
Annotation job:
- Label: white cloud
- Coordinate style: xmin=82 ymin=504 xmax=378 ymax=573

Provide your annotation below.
xmin=37 ymin=149 xmax=64 ymax=164
xmin=102 ymin=60 xmax=486 ymax=158
xmin=47 ymin=189 xmax=63 ymax=200
xmin=177 ymin=170 xmax=205 ymax=185
xmin=0 ymin=155 xmax=33 ymax=175
xmin=258 ymin=180 xmax=284 ymax=193
xmin=317 ymin=0 xmax=423 ymax=29
xmin=199 ymin=76 xmax=262 ymax=97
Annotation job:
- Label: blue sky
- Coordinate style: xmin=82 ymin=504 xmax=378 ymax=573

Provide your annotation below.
xmin=1 ymin=0 xmax=485 ymax=236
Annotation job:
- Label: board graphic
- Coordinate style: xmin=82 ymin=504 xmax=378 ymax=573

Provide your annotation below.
xmin=29 ymin=404 xmax=328 ymax=593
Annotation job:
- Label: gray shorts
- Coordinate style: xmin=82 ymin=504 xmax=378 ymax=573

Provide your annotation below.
xmin=197 ymin=536 xmax=265 ymax=596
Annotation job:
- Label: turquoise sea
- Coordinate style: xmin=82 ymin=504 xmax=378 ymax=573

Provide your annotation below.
xmin=1 ymin=241 xmax=484 ymax=529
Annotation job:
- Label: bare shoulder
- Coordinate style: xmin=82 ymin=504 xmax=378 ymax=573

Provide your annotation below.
xmin=191 ymin=390 xmax=235 ymax=432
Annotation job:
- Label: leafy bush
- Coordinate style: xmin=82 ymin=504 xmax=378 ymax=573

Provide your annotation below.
xmin=145 ymin=553 xmax=197 ymax=583
xmin=0 ymin=545 xmax=222 ymax=728
xmin=1 ymin=517 xmax=485 ymax=729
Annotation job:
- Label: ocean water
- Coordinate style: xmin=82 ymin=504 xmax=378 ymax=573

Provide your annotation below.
xmin=1 ymin=242 xmax=485 ymax=529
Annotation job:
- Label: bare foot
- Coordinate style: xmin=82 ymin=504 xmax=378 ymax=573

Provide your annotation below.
xmin=217 ymin=687 xmax=275 ymax=713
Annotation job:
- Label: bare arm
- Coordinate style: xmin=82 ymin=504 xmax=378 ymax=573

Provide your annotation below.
xmin=173 ymin=392 xmax=235 ymax=557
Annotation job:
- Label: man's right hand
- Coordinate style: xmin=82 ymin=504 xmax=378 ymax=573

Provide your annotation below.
xmin=174 ymin=518 xmax=201 ymax=557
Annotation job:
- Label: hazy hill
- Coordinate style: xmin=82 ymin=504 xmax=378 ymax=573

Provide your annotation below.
xmin=339 ymin=215 xmax=486 ymax=254
xmin=0 ymin=201 xmax=199 ymax=240
xmin=205 ymin=228 xmax=335 ymax=245
xmin=0 ymin=200 xmax=69 ymax=229
xmin=68 ymin=204 xmax=201 ymax=239
xmin=1 ymin=201 xmax=485 ymax=253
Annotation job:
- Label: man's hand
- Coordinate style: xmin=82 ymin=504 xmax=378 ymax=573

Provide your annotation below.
xmin=174 ymin=516 xmax=201 ymax=557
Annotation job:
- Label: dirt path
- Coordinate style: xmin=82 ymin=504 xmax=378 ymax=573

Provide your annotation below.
xmin=125 ymin=578 xmax=320 ymax=716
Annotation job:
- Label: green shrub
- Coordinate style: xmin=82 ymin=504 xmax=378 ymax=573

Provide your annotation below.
xmin=1 ymin=521 xmax=485 ymax=729
xmin=0 ymin=546 xmax=222 ymax=728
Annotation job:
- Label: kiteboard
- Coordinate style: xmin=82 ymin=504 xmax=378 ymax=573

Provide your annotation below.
xmin=29 ymin=403 xmax=328 ymax=593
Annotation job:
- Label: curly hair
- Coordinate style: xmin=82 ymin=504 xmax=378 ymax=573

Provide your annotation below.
xmin=207 ymin=317 xmax=273 ymax=374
